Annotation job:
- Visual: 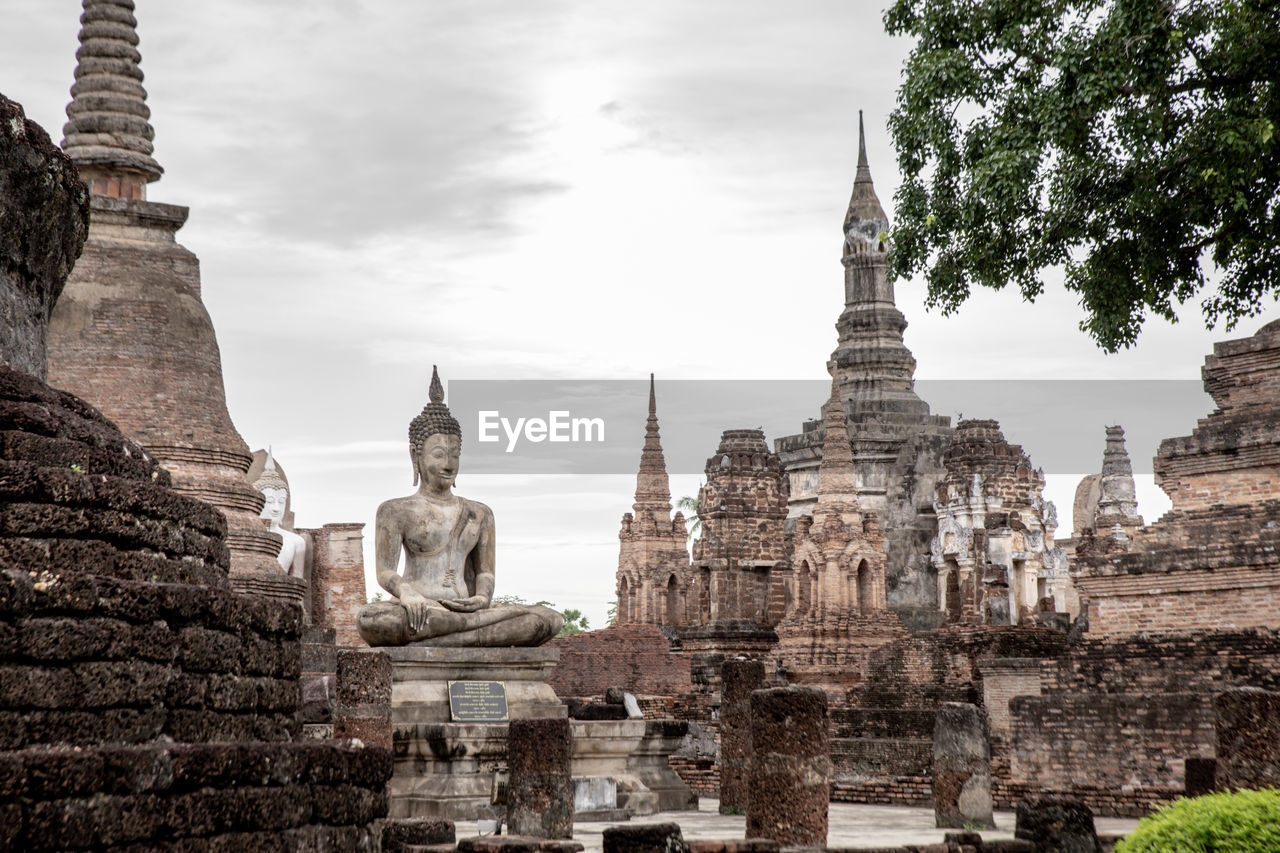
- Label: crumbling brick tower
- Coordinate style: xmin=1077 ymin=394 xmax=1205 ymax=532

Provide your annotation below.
xmin=1075 ymin=321 xmax=1280 ymax=633
xmin=930 ymin=420 xmax=1069 ymax=625
xmin=616 ymin=376 xmax=690 ymax=626
xmin=775 ymin=113 xmax=952 ymax=628
xmin=680 ymin=428 xmax=790 ymax=686
xmin=775 ymin=379 xmax=906 ymax=688
xmin=0 ymin=93 xmax=389 ymax=850
xmin=46 ymin=0 xmax=288 ymax=593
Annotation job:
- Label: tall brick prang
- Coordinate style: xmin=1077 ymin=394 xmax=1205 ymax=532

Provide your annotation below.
xmin=679 ymin=429 xmax=789 ymax=688
xmin=616 ymin=376 xmax=690 ymax=626
xmin=47 ymin=0 xmax=285 ymax=585
xmin=775 ymin=379 xmax=906 ymax=687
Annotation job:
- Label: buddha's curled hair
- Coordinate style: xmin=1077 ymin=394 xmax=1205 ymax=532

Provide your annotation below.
xmin=409 ymin=365 xmax=462 ymax=484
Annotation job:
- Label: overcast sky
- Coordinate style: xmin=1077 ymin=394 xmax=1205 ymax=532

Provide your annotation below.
xmin=7 ymin=1 xmax=1275 ymax=627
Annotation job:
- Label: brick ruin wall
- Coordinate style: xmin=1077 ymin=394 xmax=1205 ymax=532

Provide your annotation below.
xmin=1001 ymin=630 xmax=1280 ymax=817
xmin=1076 ymin=502 xmax=1280 ymax=635
xmin=547 ymin=624 xmax=693 ymax=699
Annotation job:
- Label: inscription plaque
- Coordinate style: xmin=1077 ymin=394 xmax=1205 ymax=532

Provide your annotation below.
xmin=447 ymin=680 xmax=509 ymax=722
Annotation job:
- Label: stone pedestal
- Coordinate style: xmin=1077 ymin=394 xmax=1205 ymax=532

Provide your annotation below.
xmin=389 ymin=647 xmax=565 ymax=821
xmin=569 ymin=720 xmax=698 ymax=817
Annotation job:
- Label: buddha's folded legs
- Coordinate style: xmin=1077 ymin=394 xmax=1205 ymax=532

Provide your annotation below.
xmin=357 ymin=601 xmax=563 ymax=647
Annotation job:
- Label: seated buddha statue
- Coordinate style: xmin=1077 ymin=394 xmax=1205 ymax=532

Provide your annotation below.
xmin=253 ymin=449 xmax=307 ymax=579
xmin=356 ymin=367 xmax=563 ymax=647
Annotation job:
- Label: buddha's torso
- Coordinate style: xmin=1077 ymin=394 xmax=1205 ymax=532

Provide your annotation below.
xmin=394 ymin=494 xmax=486 ymax=601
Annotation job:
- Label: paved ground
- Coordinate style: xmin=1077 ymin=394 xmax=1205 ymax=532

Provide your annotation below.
xmin=455 ymin=797 xmax=1141 ymax=851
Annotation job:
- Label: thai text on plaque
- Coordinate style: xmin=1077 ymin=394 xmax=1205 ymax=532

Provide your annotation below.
xmin=447 ymin=680 xmax=509 ymax=722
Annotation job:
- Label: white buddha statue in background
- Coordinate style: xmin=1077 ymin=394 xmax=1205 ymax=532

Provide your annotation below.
xmin=253 ymin=449 xmax=307 ymax=577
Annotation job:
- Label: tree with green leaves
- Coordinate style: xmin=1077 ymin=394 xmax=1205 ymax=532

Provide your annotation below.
xmin=677 ymin=495 xmax=701 ymax=541
xmin=492 ymin=594 xmax=589 ymax=636
xmin=885 ymin=0 xmax=1280 ymax=352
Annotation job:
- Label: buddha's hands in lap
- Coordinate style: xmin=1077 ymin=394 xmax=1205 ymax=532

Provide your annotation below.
xmin=440 ymin=595 xmax=488 ymax=613
xmin=399 ymin=588 xmax=433 ymax=633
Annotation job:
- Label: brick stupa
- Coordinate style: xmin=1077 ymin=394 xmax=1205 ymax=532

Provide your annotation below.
xmin=0 ymin=92 xmax=389 ymax=850
xmin=47 ymin=0 xmax=287 ymax=588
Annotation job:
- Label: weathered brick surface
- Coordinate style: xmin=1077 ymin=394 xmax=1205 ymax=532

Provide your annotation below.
xmin=747 ymin=687 xmax=829 ymax=847
xmin=305 ymin=522 xmax=367 ymax=647
xmin=334 ymin=649 xmax=392 ymax=749
xmin=719 ymin=659 xmax=764 ymax=813
xmin=1076 ymin=322 xmax=1280 ymax=634
xmin=0 ymin=94 xmax=88 ymax=380
xmin=548 ymin=624 xmax=692 ymax=698
xmin=1215 ymin=687 xmax=1280 ymax=791
xmin=688 ymin=429 xmax=790 ymax=632
xmin=933 ymin=703 xmax=993 ymax=829
xmin=507 ymin=717 xmax=573 ymax=839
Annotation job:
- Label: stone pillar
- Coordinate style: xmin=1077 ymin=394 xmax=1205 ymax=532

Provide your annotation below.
xmin=307 ymin=523 xmax=367 ymax=647
xmin=746 ymin=687 xmax=829 ymax=847
xmin=1014 ymin=797 xmax=1100 ymax=853
xmin=933 ymin=702 xmax=994 ymax=829
xmin=720 ymin=659 xmax=765 ymax=814
xmin=1214 ymin=687 xmax=1280 ymax=791
xmin=334 ymin=649 xmax=392 ymax=750
xmin=507 ymin=717 xmax=574 ymax=839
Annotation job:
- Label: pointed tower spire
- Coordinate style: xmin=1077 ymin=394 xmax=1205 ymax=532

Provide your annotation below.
xmin=856 ymin=109 xmax=871 ymax=182
xmin=633 ymin=373 xmax=673 ymax=514
xmin=62 ymin=0 xmax=162 ymax=199
xmin=843 ymin=110 xmax=888 ymax=236
xmin=816 ymin=375 xmax=860 ymax=506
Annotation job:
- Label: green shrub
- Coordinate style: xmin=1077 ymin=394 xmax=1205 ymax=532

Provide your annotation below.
xmin=1115 ymin=789 xmax=1280 ymax=853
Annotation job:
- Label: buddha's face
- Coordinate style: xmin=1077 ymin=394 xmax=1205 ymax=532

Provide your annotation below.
xmin=418 ymin=433 xmax=461 ymax=491
xmin=260 ymin=487 xmax=287 ymax=524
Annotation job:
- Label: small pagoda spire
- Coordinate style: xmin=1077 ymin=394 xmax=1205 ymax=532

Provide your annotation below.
xmin=816 ymin=375 xmax=860 ymax=506
xmin=633 ymin=373 xmax=673 ymax=514
xmin=62 ymin=0 xmax=163 ymax=199
xmin=1095 ymin=424 xmax=1143 ymax=529
xmin=844 ymin=110 xmax=888 ymax=234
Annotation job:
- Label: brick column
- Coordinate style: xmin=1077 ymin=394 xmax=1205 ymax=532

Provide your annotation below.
xmin=720 ymin=659 xmax=765 ymax=814
xmin=334 ymin=649 xmax=391 ymax=750
xmin=507 ymin=717 xmax=574 ymax=839
xmin=746 ymin=687 xmax=829 ymax=847
xmin=306 ymin=523 xmax=367 ymax=647
xmin=933 ymin=702 xmax=994 ymax=829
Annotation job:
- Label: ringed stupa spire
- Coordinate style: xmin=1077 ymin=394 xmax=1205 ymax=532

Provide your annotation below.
xmin=633 ymin=373 xmax=673 ymax=514
xmin=62 ymin=0 xmax=162 ymax=199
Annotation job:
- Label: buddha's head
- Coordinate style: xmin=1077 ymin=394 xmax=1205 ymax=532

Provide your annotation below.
xmin=253 ymin=449 xmax=289 ymax=527
xmin=409 ymin=365 xmax=462 ymax=489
